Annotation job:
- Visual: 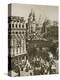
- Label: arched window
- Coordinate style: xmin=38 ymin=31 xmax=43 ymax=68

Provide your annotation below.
xmin=16 ymin=24 xmax=17 ymax=28
xmin=22 ymin=24 xmax=24 ymax=28
xmin=19 ymin=24 xmax=21 ymax=28
xmin=12 ymin=24 xmax=14 ymax=28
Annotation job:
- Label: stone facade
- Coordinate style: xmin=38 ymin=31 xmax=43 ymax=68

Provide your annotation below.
xmin=8 ymin=16 xmax=27 ymax=57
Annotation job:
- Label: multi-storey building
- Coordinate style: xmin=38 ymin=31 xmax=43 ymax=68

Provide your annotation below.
xmin=8 ymin=16 xmax=27 ymax=70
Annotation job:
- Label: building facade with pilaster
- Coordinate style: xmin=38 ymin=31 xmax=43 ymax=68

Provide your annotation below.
xmin=8 ymin=16 xmax=27 ymax=70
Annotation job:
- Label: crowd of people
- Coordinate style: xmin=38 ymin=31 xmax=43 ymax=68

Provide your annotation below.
xmin=13 ymin=50 xmax=56 ymax=75
xmin=13 ymin=47 xmax=58 ymax=76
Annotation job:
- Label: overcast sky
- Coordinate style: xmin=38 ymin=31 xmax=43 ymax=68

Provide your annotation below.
xmin=10 ymin=3 xmax=59 ymax=22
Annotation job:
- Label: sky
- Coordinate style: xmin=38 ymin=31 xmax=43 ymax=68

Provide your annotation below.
xmin=9 ymin=3 xmax=59 ymax=22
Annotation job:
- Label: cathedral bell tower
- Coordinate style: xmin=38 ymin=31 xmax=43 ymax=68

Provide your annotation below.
xmin=26 ymin=9 xmax=36 ymax=40
xmin=28 ymin=9 xmax=35 ymax=22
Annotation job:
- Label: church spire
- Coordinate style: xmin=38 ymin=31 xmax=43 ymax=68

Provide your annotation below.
xmin=28 ymin=8 xmax=35 ymax=21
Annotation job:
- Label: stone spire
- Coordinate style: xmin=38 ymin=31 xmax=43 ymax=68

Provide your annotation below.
xmin=28 ymin=8 xmax=35 ymax=22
